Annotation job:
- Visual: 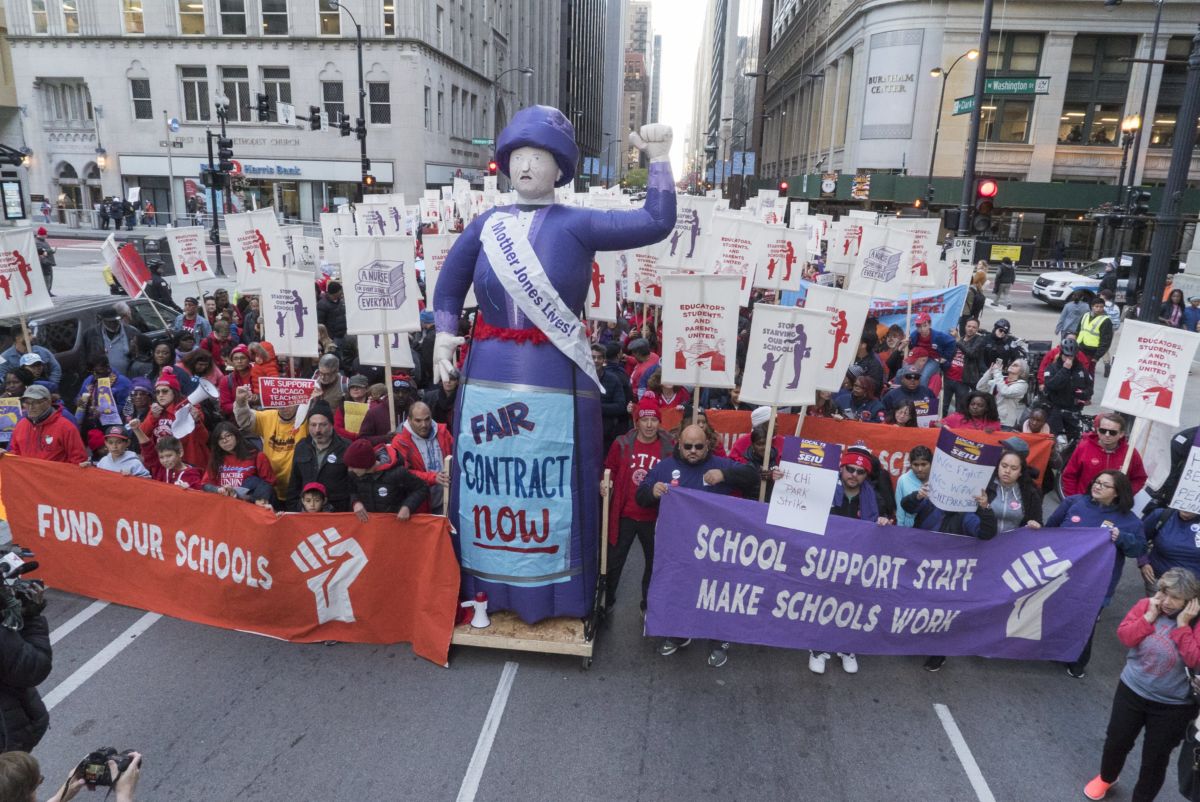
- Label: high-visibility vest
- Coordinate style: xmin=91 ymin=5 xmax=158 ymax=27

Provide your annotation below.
xmin=1078 ymin=313 xmax=1106 ymax=347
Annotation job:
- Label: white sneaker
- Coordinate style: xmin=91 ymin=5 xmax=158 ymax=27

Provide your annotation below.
xmin=838 ymin=652 xmax=859 ymax=674
xmin=808 ymin=651 xmax=830 ymax=674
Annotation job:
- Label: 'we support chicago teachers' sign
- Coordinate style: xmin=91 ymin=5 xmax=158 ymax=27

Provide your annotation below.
xmin=646 ymin=489 xmax=1113 ymax=660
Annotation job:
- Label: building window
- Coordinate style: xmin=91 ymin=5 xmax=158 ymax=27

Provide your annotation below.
xmin=436 ymin=6 xmax=444 ymax=49
xmin=1061 ymin=35 xmax=1133 ymax=146
xmin=322 ymin=81 xmax=344 ymax=124
xmin=382 ymin=0 xmax=395 ymax=35
xmin=121 ymin=0 xmax=144 ymax=33
xmin=62 ymin=0 xmax=80 ymax=33
xmin=437 ymin=91 xmax=444 ymax=132
xmin=987 ymin=32 xmax=1043 ymax=73
xmin=181 ymin=66 xmax=211 ymax=122
xmin=219 ymin=0 xmax=246 ymax=35
xmin=29 ymin=1 xmax=48 ymax=34
xmin=130 ymin=78 xmax=152 ymax=120
xmin=424 ymin=86 xmax=432 ymax=130
xmin=1150 ymin=37 xmax=1199 ymax=150
xmin=450 ymin=87 xmax=459 ymax=136
xmin=981 ymin=100 xmax=1032 ymax=144
xmin=977 ymin=33 xmax=1042 ymax=144
xmin=178 ymin=0 xmax=204 ymax=35
xmin=368 ymin=82 xmax=390 ymax=125
xmin=221 ymin=66 xmax=251 ymax=122
xmin=261 ymin=0 xmax=288 ymax=35
xmin=263 ymin=68 xmax=291 ymax=113
xmin=318 ymin=0 xmax=340 ymax=35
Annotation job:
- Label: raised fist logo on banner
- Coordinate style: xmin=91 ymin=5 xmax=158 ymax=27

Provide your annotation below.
xmin=1002 ymin=547 xmax=1072 ymax=641
xmin=290 ymin=527 xmax=369 ymax=625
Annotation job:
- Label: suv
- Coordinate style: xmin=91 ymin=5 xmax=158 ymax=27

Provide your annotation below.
xmin=1032 ymin=256 xmax=1132 ymax=307
xmin=0 ymin=295 xmax=178 ymax=401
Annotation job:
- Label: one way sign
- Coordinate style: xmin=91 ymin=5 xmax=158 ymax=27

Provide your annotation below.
xmin=277 ymin=102 xmax=296 ymax=127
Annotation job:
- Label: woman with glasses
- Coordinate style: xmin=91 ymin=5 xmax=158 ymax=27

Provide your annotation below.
xmin=138 ymin=371 xmax=209 ymax=469
xmin=202 ymin=422 xmax=276 ymax=507
xmin=1083 ymin=567 xmax=1200 ymax=802
xmin=1046 ymin=470 xmax=1147 ymax=679
xmin=1062 ymin=412 xmax=1148 ymax=497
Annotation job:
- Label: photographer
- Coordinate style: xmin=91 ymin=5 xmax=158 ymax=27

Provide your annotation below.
xmin=0 ymin=749 xmax=141 ymax=802
xmin=0 ymin=580 xmax=50 ymax=754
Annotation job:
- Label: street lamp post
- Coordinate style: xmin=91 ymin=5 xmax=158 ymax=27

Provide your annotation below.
xmin=722 ymin=116 xmax=749 ymax=205
xmin=925 ymin=49 xmax=979 ymax=208
xmin=492 ymin=67 xmax=535 ymax=139
xmin=328 ymin=2 xmax=367 ymax=201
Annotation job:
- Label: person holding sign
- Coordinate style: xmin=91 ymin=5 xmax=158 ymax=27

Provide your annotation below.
xmin=986 ymin=448 xmax=1043 ymax=534
xmin=431 ymin=108 xmax=676 ymax=623
xmin=1083 ymin=568 xmax=1200 ymax=802
xmin=203 ymin=422 xmax=276 ymax=507
xmin=1046 ymin=471 xmax=1146 ymax=679
xmin=232 ymin=384 xmax=309 ymax=506
xmin=637 ymin=424 xmax=758 ymax=666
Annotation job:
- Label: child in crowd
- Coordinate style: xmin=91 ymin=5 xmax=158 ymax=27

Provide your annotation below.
xmin=135 ymin=433 xmax=204 ymax=489
xmin=300 ymin=481 xmax=334 ymax=513
xmin=94 ymin=425 xmax=149 ymax=477
xmin=894 ymin=446 xmax=932 ymax=528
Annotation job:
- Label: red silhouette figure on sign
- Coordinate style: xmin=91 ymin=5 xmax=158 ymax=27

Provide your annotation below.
xmin=254 ymin=230 xmax=271 ymax=266
xmin=784 ymin=241 xmax=797 ymax=281
xmin=10 ymin=251 xmax=33 ymax=296
xmin=179 ymin=260 xmax=190 ymax=276
xmin=826 ymin=310 xmax=850 ymax=369
xmin=590 ymin=260 xmax=603 ymax=308
xmin=0 ymin=273 xmax=11 ymax=300
xmin=245 ymin=251 xmax=257 ymax=273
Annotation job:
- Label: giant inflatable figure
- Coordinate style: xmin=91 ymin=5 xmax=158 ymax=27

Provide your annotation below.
xmin=432 ymin=107 xmax=675 ymax=623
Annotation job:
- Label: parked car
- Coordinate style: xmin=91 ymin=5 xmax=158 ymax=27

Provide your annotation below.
xmin=1031 ymin=256 xmax=1132 ymax=307
xmin=0 ymin=295 xmax=177 ymax=401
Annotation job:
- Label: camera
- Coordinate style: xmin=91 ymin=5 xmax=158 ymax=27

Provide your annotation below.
xmin=75 ymin=748 xmax=140 ymax=788
xmin=0 ymin=545 xmax=44 ymax=630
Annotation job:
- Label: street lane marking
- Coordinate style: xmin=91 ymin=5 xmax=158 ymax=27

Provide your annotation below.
xmin=456 ymin=661 xmax=519 ymax=802
xmin=934 ymin=703 xmax=996 ymax=802
xmin=43 ymin=612 xmax=160 ymax=711
xmin=49 ymin=600 xmax=110 ymax=645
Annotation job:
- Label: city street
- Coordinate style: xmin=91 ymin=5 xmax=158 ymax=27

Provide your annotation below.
xmin=15 ymin=266 xmax=1200 ymax=802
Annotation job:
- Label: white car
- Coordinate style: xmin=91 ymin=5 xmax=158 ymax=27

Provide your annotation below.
xmin=1031 ymin=256 xmax=1132 ymax=307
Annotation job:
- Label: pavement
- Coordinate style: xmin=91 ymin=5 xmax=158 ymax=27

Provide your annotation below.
xmin=12 ymin=263 xmax=1200 ymax=802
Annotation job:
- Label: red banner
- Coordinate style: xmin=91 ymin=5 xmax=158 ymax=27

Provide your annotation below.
xmin=0 ymin=456 xmax=460 ymax=665
xmin=661 ymin=409 xmax=1052 ymax=481
xmin=258 ymin=377 xmax=317 ymax=408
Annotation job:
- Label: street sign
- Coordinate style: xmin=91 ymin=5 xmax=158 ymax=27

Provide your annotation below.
xmin=160 ymin=140 xmax=184 ymax=148
xmin=984 ymin=76 xmax=1051 ymax=95
xmin=471 ymin=138 xmax=494 ymax=146
xmin=277 ymin=102 xmax=296 ymax=126
xmin=953 ymin=96 xmax=975 ymax=116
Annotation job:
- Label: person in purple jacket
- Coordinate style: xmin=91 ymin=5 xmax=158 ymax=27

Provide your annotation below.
xmin=431 ymin=106 xmax=676 ymax=624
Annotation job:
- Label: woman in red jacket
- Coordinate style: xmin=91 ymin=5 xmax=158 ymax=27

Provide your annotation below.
xmin=203 ymin=422 xmax=275 ymax=505
xmin=139 ymin=371 xmax=209 ymax=469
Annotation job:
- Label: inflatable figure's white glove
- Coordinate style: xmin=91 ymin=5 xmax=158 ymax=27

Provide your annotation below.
xmin=631 ymin=125 xmax=673 ymax=164
xmin=432 ymin=331 xmax=466 ymax=384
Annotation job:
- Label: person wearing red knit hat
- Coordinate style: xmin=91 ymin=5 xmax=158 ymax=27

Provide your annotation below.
xmin=139 ymin=370 xmax=209 ymax=468
xmin=603 ymin=394 xmax=675 ymax=618
xmin=344 ymin=438 xmax=428 ymax=522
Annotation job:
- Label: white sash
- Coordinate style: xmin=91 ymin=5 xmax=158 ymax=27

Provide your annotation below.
xmin=480 ymin=212 xmax=601 ymax=389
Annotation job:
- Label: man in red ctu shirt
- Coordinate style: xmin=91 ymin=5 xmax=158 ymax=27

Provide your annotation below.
xmin=603 ymin=395 xmax=674 ymax=614
xmin=7 ymin=385 xmax=87 ymax=464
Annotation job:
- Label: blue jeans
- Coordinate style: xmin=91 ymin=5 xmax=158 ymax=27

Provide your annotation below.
xmin=920 ymin=358 xmax=941 ymax=387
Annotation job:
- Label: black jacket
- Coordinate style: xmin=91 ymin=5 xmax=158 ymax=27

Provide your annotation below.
xmin=957 ymin=334 xmax=989 ymax=387
xmin=0 ymin=614 xmax=51 ymax=753
xmin=598 ymin=361 xmax=632 ymax=447
xmin=422 ymin=383 xmax=458 ymax=427
xmin=286 ymin=434 xmax=352 ymax=511
xmin=316 ymin=295 xmax=347 ymax=339
xmin=995 ymin=261 xmax=1016 ymax=286
xmin=1043 ymin=358 xmax=1093 ymax=409
xmin=348 ymin=446 xmax=428 ymax=513
xmin=146 ymin=275 xmax=181 ymax=312
xmin=982 ymin=334 xmax=1027 ymax=368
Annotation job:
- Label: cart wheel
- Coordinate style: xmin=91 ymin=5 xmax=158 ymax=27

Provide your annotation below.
xmin=581 ymin=656 xmax=593 ymax=671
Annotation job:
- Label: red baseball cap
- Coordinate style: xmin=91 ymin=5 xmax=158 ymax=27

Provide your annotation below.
xmin=302 ymin=482 xmax=327 ymax=496
xmin=915 ymin=312 xmax=932 ymax=325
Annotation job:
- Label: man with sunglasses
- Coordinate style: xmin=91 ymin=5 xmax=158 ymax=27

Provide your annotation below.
xmin=982 ymin=318 xmax=1027 ymax=369
xmin=636 ymin=424 xmax=758 ymax=667
xmin=1062 ymin=411 xmax=1148 ymax=497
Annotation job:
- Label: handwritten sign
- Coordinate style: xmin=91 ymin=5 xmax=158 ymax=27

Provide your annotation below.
xmin=258 ymin=377 xmax=317 ymax=408
xmin=767 ymin=438 xmax=842 ymax=534
xmin=1170 ymin=429 xmax=1200 ymax=514
xmin=928 ymin=428 xmax=1001 ymax=513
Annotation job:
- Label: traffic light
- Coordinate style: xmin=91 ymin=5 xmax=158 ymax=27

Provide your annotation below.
xmin=913 ymin=198 xmax=924 ymax=210
xmin=361 ymin=157 xmax=371 ymax=174
xmin=363 ymin=174 xmax=377 ymax=188
xmin=973 ymin=178 xmax=998 ymax=234
xmin=217 ymin=136 xmax=234 ymax=174
xmin=309 ymin=106 xmax=322 ymax=131
xmin=1128 ymin=188 xmax=1152 ymax=217
xmin=339 ymin=114 xmax=351 ymax=137
xmin=354 ymin=118 xmax=367 ymax=141
xmin=487 ymin=160 xmax=498 ymax=176
xmin=778 ymin=180 xmax=789 ymax=194
xmin=256 ymin=93 xmax=270 ymax=122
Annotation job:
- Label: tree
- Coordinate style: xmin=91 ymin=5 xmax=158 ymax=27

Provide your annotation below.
xmin=623 ymin=168 xmax=648 ymax=191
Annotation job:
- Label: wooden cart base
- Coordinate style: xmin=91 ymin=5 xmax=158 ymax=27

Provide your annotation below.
xmin=451 ymin=611 xmax=596 ymax=667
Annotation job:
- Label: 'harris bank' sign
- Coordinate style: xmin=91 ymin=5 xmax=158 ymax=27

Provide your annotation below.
xmin=197 ymin=160 xmax=302 ymax=177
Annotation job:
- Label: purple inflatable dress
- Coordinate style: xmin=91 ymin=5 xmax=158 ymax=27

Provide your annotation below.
xmin=434 ymin=107 xmax=675 ymax=623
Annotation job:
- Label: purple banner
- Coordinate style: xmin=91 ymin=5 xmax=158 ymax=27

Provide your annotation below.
xmin=646 ymin=488 xmax=1114 ymax=660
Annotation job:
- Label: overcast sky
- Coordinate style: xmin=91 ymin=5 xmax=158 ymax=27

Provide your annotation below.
xmin=651 ymin=0 xmax=705 ymax=175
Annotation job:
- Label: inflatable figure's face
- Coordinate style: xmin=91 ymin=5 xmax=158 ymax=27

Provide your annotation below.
xmin=509 ymin=146 xmax=562 ymax=202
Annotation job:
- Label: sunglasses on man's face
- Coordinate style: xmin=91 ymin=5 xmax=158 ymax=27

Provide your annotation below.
xmin=842 ymin=466 xmax=867 ymax=476
xmin=681 ymin=442 xmax=707 ymax=451
xmin=1098 ymin=428 xmax=1121 ymax=436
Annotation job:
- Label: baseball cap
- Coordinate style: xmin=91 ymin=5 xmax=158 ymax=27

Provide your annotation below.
xmin=302 ymin=481 xmax=328 ymax=497
xmin=100 ymin=308 xmax=122 ymax=321
xmin=900 ymin=364 xmax=921 ymax=378
xmin=18 ymin=353 xmax=44 ymax=367
xmin=103 ymin=425 xmax=130 ymax=441
xmin=348 ymin=375 xmax=370 ymax=388
xmin=184 ymin=296 xmax=200 ymax=305
xmin=20 ymin=385 xmax=50 ymax=401
xmin=915 ymin=312 xmax=932 ymax=325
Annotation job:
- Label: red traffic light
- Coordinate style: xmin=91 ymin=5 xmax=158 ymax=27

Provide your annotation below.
xmin=488 ymin=160 xmax=498 ymax=175
xmin=778 ymin=180 xmax=789 ymax=193
xmin=977 ymin=178 xmax=999 ymax=199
